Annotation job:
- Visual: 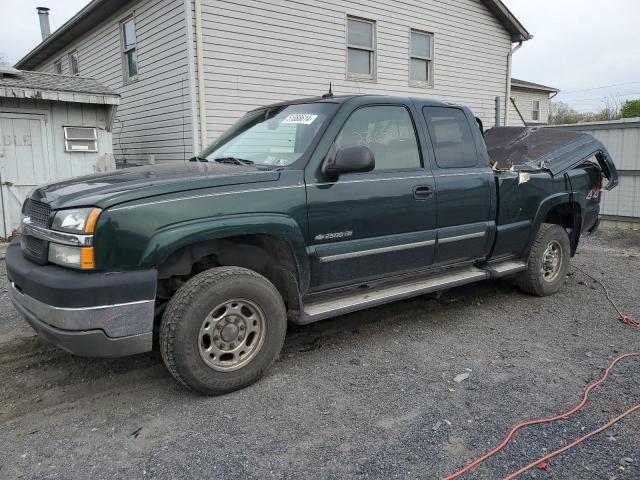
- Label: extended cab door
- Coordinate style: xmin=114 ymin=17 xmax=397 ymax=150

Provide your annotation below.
xmin=421 ymin=106 xmax=495 ymax=266
xmin=305 ymin=103 xmax=437 ymax=291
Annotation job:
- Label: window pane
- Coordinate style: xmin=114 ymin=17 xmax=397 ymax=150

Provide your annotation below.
xmin=347 ymin=19 xmax=373 ymax=48
xmin=410 ymin=58 xmax=428 ymax=82
xmin=123 ymin=19 xmax=137 ymax=49
xmin=335 ymin=106 xmax=421 ymax=170
xmin=54 ymin=62 xmax=62 ymax=74
xmin=411 ymin=31 xmax=431 ymax=58
xmin=69 ymin=52 xmax=78 ymax=75
xmin=126 ymin=49 xmax=138 ymax=78
xmin=348 ymin=48 xmax=371 ymax=75
xmin=423 ymin=107 xmax=477 ymax=168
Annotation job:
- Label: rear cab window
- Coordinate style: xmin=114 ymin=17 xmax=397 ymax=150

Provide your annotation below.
xmin=422 ymin=107 xmax=478 ymax=168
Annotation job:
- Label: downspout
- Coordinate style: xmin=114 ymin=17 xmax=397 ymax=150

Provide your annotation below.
xmin=504 ymin=41 xmax=523 ymax=126
xmin=183 ymin=0 xmax=199 ymax=155
xmin=194 ymin=0 xmax=208 ymax=149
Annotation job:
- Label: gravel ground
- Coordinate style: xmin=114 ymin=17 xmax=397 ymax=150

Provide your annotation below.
xmin=0 ymin=229 xmax=638 ymax=479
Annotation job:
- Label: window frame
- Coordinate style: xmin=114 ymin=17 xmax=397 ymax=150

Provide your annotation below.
xmin=120 ymin=14 xmax=139 ymax=84
xmin=408 ymin=29 xmax=434 ymax=87
xmin=53 ymin=59 xmax=63 ymax=75
xmin=63 ymin=126 xmax=98 ymax=153
xmin=346 ymin=16 xmax=376 ymax=82
xmin=331 ymin=103 xmax=424 ymax=173
xmin=532 ymin=99 xmax=541 ymax=121
xmin=68 ymin=50 xmax=79 ymax=76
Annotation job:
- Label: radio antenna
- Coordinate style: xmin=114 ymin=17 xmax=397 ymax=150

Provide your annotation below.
xmin=322 ymin=82 xmax=333 ymax=98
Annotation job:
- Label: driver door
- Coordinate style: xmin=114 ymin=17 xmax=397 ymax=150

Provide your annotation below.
xmin=305 ymin=104 xmax=437 ymax=291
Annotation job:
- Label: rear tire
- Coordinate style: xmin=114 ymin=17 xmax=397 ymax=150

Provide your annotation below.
xmin=517 ymin=223 xmax=571 ymax=296
xmin=160 ymin=266 xmax=287 ymax=395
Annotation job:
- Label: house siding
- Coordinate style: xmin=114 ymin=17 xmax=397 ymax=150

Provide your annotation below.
xmin=33 ymin=0 xmax=194 ymax=165
xmin=199 ymin=0 xmax=512 ymax=141
xmin=509 ymin=87 xmax=551 ymax=126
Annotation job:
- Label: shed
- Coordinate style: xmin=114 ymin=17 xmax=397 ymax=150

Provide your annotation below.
xmin=0 ymin=67 xmax=119 ymax=237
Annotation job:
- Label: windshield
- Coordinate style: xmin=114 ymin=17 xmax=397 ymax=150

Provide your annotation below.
xmin=200 ymin=103 xmax=337 ymax=167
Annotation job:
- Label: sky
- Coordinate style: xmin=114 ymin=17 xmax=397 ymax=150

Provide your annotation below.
xmin=1 ymin=0 xmax=638 ymax=113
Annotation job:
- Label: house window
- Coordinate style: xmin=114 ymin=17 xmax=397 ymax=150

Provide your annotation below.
xmin=346 ymin=17 xmax=375 ymax=80
xmin=68 ymin=51 xmax=79 ymax=76
xmin=532 ymin=100 xmax=541 ymax=121
xmin=53 ymin=60 xmax=62 ymax=74
xmin=121 ymin=16 xmax=138 ymax=82
xmin=409 ymin=30 xmax=433 ymax=85
xmin=64 ymin=126 xmax=98 ymax=152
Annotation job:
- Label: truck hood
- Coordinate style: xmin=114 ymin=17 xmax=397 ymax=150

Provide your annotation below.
xmin=31 ymin=162 xmax=281 ymax=209
xmin=485 ymin=127 xmax=619 ymax=190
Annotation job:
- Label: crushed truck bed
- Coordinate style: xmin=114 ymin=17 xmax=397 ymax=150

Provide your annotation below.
xmin=484 ymin=127 xmax=618 ymax=189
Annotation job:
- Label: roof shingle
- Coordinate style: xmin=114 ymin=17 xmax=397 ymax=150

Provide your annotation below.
xmin=0 ymin=70 xmax=117 ymax=97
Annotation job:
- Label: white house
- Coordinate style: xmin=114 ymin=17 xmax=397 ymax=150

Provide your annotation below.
xmin=16 ymin=0 xmax=533 ymax=165
xmin=509 ymin=78 xmax=559 ymax=125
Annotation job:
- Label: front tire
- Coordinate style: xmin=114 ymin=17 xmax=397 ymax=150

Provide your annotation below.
xmin=160 ymin=266 xmax=287 ymax=395
xmin=517 ymin=223 xmax=571 ymax=296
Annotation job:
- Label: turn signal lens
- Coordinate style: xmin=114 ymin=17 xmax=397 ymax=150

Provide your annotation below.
xmin=84 ymin=208 xmax=102 ymax=234
xmin=80 ymin=247 xmax=95 ymax=270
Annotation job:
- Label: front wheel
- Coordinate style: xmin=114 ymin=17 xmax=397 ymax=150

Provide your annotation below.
xmin=517 ymin=223 xmax=571 ymax=296
xmin=160 ymin=266 xmax=287 ymax=395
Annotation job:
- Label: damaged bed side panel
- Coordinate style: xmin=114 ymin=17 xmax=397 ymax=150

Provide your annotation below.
xmin=484 ymin=127 xmax=619 ymax=190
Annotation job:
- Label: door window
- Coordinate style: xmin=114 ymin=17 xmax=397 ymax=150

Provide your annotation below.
xmin=423 ymin=107 xmax=477 ymax=168
xmin=335 ymin=106 xmax=421 ymax=170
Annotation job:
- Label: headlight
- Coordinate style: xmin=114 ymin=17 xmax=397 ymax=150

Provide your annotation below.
xmin=51 ymin=207 xmax=101 ymax=234
xmin=48 ymin=207 xmax=101 ymax=270
xmin=48 ymin=244 xmax=95 ymax=270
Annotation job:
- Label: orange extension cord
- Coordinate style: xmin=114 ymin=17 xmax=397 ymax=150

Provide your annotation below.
xmin=444 ymin=266 xmax=639 ymax=480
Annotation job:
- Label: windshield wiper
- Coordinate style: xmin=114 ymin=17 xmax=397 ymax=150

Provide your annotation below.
xmin=190 ymin=155 xmax=208 ymax=162
xmin=213 ymin=156 xmax=254 ymax=166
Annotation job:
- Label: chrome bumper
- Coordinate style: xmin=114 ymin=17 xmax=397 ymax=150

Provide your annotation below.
xmin=9 ymin=281 xmax=154 ymax=357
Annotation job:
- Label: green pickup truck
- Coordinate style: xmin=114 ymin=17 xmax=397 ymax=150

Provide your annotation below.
xmin=7 ymin=95 xmax=618 ymax=394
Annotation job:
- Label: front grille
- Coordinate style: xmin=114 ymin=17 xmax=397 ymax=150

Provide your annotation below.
xmin=21 ymin=198 xmax=51 ymax=264
xmin=24 ymin=199 xmax=51 ymax=228
xmin=24 ymin=235 xmax=45 ymax=258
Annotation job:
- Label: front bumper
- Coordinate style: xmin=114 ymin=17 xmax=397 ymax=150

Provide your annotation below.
xmin=6 ymin=242 xmax=157 ymax=358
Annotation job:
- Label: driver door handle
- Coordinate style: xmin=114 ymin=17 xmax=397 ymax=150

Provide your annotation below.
xmin=413 ymin=186 xmax=434 ymax=199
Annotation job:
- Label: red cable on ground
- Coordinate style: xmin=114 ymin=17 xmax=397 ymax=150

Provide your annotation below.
xmin=572 ymin=264 xmax=639 ymax=328
xmin=443 ymin=353 xmax=640 ymax=480
xmin=504 ymin=404 xmax=640 ymax=480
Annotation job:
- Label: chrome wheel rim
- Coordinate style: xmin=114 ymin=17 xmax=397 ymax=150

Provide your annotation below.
xmin=198 ymin=298 xmax=266 ymax=372
xmin=541 ymin=240 xmax=562 ymax=282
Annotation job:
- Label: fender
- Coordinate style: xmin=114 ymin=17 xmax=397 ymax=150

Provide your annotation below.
xmin=140 ymin=213 xmax=310 ymax=291
xmin=524 ymin=192 xmax=575 ymax=257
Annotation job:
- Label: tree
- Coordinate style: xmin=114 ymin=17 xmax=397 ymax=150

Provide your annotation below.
xmin=0 ymin=54 xmax=8 ymax=66
xmin=620 ymin=100 xmax=640 ymax=118
xmin=549 ymin=101 xmax=581 ymax=125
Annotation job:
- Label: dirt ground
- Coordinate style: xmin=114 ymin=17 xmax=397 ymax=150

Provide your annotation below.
xmin=0 ymin=229 xmax=639 ymax=479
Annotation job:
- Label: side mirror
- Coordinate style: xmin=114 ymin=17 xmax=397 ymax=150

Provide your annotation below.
xmin=323 ymin=145 xmax=375 ymax=178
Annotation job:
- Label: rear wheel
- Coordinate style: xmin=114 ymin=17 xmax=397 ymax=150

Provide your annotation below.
xmin=517 ymin=223 xmax=571 ymax=296
xmin=160 ymin=266 xmax=287 ymax=395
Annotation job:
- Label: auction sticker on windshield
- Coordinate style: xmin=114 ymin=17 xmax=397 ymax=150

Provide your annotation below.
xmin=281 ymin=114 xmax=318 ymax=125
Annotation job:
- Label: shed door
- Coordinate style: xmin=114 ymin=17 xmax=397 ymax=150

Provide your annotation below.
xmin=0 ymin=112 xmax=51 ymax=237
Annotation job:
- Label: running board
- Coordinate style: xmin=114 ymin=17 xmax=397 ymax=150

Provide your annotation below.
xmin=484 ymin=260 xmax=527 ymax=278
xmin=299 ymin=267 xmax=489 ymax=324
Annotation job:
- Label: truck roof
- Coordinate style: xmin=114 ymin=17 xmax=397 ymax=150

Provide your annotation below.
xmin=249 ymin=94 xmax=453 ymax=112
